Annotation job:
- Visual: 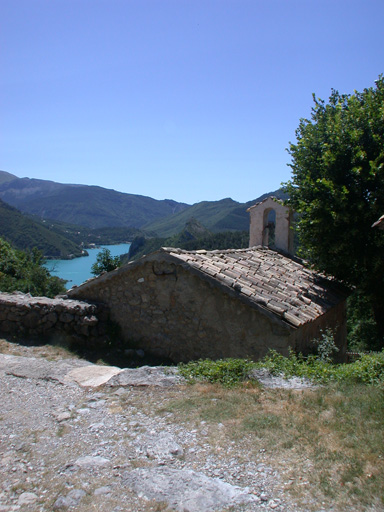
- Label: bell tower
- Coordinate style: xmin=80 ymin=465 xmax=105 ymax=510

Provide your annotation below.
xmin=247 ymin=197 xmax=294 ymax=253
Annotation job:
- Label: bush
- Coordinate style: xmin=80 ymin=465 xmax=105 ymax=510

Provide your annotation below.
xmin=257 ymin=349 xmax=384 ymax=386
xmin=334 ymin=352 xmax=384 ymax=385
xmin=178 ymin=349 xmax=384 ymax=388
xmin=347 ymin=290 xmax=382 ymax=351
xmin=316 ymin=328 xmax=339 ymax=362
xmin=178 ymin=358 xmax=255 ymax=387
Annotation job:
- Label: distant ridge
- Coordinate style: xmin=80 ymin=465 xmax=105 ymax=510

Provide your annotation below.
xmin=0 ymin=172 xmax=189 ymax=229
xmin=0 ymin=170 xmax=18 ymax=185
xmin=143 ymin=189 xmax=289 ymax=237
xmin=0 ymin=171 xmax=288 ymax=236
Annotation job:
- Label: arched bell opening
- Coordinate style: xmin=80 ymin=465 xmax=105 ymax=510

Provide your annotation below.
xmin=248 ymin=197 xmax=294 ymax=254
xmin=262 ymin=208 xmax=276 ymax=248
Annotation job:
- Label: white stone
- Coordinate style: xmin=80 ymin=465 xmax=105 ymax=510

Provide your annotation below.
xmin=65 ymin=365 xmax=122 ymax=387
xmin=123 ymin=467 xmax=256 ymax=512
xmin=17 ymin=492 xmax=38 ymax=505
xmin=56 ymin=411 xmax=71 ymax=422
xmin=75 ymin=455 xmax=111 ymax=468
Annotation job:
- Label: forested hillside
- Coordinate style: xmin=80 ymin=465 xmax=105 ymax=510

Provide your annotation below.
xmin=0 ymin=199 xmax=84 ymax=258
xmin=143 ymin=189 xmax=288 ymax=237
xmin=126 ymin=219 xmax=249 ymax=261
xmin=0 ymin=170 xmax=18 ymax=184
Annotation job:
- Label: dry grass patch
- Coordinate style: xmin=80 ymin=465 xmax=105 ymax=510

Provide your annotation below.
xmin=158 ymin=382 xmax=384 ymax=511
xmin=0 ymin=337 xmax=79 ymax=360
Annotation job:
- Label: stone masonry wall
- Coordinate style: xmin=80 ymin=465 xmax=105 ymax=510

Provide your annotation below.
xmin=68 ymin=259 xmax=299 ymax=363
xmin=0 ymin=292 xmax=108 ymax=345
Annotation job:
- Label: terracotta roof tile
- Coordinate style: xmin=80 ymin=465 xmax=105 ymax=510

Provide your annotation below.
xmin=159 ymin=246 xmax=347 ymax=328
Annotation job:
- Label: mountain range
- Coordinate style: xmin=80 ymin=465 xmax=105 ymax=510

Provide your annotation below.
xmin=0 ymin=170 xmax=287 ymax=257
xmin=0 ymin=171 xmax=188 ymax=229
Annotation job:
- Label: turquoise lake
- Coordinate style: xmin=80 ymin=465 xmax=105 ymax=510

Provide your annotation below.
xmin=44 ymin=243 xmax=131 ymax=289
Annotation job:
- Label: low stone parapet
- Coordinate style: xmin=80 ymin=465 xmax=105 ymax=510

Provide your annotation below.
xmin=0 ymin=291 xmax=107 ymax=343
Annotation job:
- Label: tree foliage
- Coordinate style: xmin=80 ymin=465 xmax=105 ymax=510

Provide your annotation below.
xmin=0 ymin=237 xmax=66 ymax=297
xmin=91 ymin=248 xmax=120 ymax=276
xmin=284 ymin=76 xmax=384 ymax=347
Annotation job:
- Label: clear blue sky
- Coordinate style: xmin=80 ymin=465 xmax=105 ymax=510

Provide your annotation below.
xmin=1 ymin=0 xmax=383 ymax=204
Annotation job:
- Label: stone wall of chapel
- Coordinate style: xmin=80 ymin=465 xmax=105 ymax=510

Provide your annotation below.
xmin=69 ymin=261 xmax=345 ymax=363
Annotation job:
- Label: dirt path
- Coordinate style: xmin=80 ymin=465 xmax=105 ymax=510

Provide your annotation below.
xmin=0 ymin=340 xmax=326 ymax=512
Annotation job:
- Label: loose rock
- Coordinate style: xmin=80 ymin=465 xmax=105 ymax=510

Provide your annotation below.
xmin=17 ymin=492 xmax=38 ymax=505
xmin=122 ymin=467 xmax=257 ymax=512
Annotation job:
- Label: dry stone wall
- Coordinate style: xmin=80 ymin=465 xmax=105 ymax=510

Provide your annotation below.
xmin=0 ymin=292 xmax=108 ymax=345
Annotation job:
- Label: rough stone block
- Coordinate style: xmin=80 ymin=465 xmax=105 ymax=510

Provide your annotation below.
xmin=22 ymin=311 xmax=40 ymax=329
xmin=59 ymin=312 xmax=75 ymax=323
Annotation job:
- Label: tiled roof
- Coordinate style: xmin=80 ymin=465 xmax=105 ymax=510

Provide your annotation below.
xmin=157 ymin=246 xmax=347 ymax=328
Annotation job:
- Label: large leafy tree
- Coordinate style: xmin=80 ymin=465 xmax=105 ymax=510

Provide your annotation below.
xmin=285 ymin=76 xmax=384 ymax=347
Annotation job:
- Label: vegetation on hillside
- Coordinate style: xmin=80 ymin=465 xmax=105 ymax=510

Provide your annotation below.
xmin=0 ymin=196 xmax=143 ymax=258
xmin=0 ymin=170 xmax=18 ymax=184
xmin=127 ymin=218 xmax=249 ymax=261
xmin=0 ymin=237 xmax=66 ymax=297
xmin=0 ymin=199 xmax=84 ymax=259
xmin=143 ymin=189 xmax=288 ymax=237
xmin=40 ymin=220 xmax=142 ymax=248
xmin=284 ymin=76 xmax=384 ymax=350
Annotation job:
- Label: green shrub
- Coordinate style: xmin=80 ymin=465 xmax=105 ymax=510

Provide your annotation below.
xmin=178 ymin=350 xmax=384 ymax=389
xmin=316 ymin=328 xmax=339 ymax=362
xmin=178 ymin=358 xmax=255 ymax=387
xmin=257 ymin=349 xmax=384 ymax=386
xmin=347 ymin=290 xmax=381 ymax=351
xmin=333 ymin=352 xmax=384 ymax=385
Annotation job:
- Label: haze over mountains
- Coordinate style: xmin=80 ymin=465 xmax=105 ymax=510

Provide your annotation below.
xmin=0 ymin=170 xmax=287 ymax=257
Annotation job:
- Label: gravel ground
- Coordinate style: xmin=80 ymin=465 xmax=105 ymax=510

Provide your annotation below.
xmin=0 ymin=340 xmax=327 ymax=512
